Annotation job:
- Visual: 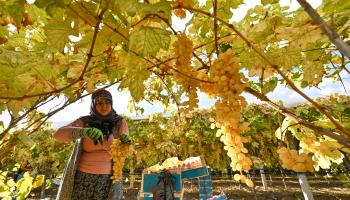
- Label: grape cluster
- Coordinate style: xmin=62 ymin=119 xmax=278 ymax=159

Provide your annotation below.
xmin=277 ymin=147 xmax=314 ymax=172
xmin=200 ymin=50 xmax=248 ymax=99
xmin=299 ymin=137 xmax=343 ymax=170
xmin=109 ymin=139 xmax=130 ymax=183
xmin=198 ymin=50 xmax=253 ymax=187
xmin=234 ymin=174 xmax=254 ymax=187
xmin=172 ymin=38 xmax=254 ymax=186
xmin=172 ymin=34 xmax=199 ymax=111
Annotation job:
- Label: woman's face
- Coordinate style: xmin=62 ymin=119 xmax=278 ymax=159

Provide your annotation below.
xmin=95 ymin=98 xmax=112 ymax=116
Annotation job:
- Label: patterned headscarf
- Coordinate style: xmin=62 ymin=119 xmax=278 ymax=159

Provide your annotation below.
xmin=80 ymin=89 xmax=122 ymax=135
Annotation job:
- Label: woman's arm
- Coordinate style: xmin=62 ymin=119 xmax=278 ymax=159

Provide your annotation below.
xmin=119 ymin=119 xmax=129 ymax=135
xmin=53 ymin=119 xmax=84 ymax=143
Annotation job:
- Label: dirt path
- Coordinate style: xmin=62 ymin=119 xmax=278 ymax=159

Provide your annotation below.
xmin=28 ymin=174 xmax=350 ymax=199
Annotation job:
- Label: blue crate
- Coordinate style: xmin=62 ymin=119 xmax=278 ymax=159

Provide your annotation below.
xmin=199 ymin=180 xmax=213 ymax=187
xmin=199 ymin=194 xmax=214 ymax=200
xmin=140 ymin=196 xmax=182 ymax=200
xmin=139 ymin=192 xmax=183 ymax=200
xmin=199 ymin=175 xmax=212 ymax=180
xmin=182 ymin=166 xmax=209 ymax=179
xmin=199 ymin=187 xmax=213 ymax=194
xmin=142 ymin=173 xmax=182 ymax=193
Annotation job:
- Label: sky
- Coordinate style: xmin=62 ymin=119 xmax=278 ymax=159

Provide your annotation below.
xmin=3 ymin=0 xmax=345 ymax=127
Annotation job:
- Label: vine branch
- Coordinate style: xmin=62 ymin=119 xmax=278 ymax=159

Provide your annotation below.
xmin=245 ymin=87 xmax=350 ymax=148
xmin=296 ymin=0 xmax=350 ymax=60
xmin=213 ymin=0 xmax=219 ymax=56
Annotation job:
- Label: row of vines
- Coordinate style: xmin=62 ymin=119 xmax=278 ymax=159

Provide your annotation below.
xmin=1 ymin=94 xmax=350 ymax=198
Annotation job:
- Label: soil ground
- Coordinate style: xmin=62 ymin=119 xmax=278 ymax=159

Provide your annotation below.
xmin=28 ymin=174 xmax=350 ymax=200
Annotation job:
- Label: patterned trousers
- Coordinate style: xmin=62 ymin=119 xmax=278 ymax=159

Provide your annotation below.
xmin=72 ymin=171 xmax=113 ymax=200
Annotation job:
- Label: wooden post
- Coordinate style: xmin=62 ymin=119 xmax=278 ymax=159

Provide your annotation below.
xmin=40 ymin=175 xmax=47 ymax=199
xmin=297 ymin=173 xmax=314 ymax=200
xmin=129 ymin=174 xmax=135 ymax=188
xmin=280 ymin=168 xmax=287 ymax=189
xmin=260 ymin=166 xmax=267 ymax=190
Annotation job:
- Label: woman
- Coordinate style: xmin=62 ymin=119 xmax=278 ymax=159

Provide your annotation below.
xmin=54 ymin=89 xmax=130 ymax=200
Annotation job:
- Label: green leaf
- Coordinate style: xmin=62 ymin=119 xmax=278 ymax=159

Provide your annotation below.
xmin=7 ymin=0 xmax=25 ymax=24
xmin=262 ymin=77 xmax=278 ymax=94
xmin=116 ymin=0 xmax=139 ymax=16
xmin=261 ymin=0 xmax=279 ymax=5
xmin=44 ymin=19 xmax=77 ymax=51
xmin=28 ymin=4 xmax=48 ymax=25
xmin=219 ymin=43 xmax=232 ymax=53
xmin=18 ymin=132 xmax=35 ymax=148
xmin=139 ymin=1 xmax=171 ymax=21
xmin=79 ymin=26 xmax=127 ymax=55
xmin=0 ymin=26 xmax=9 ymax=38
xmin=300 ymin=81 xmax=309 ymax=88
xmin=129 ymin=26 xmax=171 ymax=57
xmin=119 ymin=53 xmax=150 ymax=102
xmin=343 ymin=107 xmax=350 ymax=115
xmin=219 ymin=0 xmax=243 ymax=10
xmin=302 ymin=61 xmax=324 ymax=86
xmin=66 ymin=2 xmax=97 ymax=26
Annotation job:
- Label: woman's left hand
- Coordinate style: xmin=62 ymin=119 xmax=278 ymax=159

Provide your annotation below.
xmin=120 ymin=134 xmax=133 ymax=145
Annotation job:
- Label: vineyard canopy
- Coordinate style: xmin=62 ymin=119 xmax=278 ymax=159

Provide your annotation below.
xmin=0 ymin=1 xmax=350 ymax=162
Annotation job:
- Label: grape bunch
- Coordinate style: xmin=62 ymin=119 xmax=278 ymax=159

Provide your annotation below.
xmin=109 ymin=139 xmax=130 ymax=183
xmin=198 ymin=50 xmax=253 ymax=186
xmin=299 ymin=137 xmax=343 ymax=170
xmin=172 ymin=34 xmax=199 ymax=111
xmin=234 ymin=174 xmax=254 ymax=187
xmin=277 ymin=147 xmax=314 ymax=172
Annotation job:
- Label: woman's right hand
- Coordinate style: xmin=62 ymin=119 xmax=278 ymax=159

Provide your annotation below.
xmin=82 ymin=128 xmax=104 ymax=144
xmin=70 ymin=127 xmax=104 ymax=144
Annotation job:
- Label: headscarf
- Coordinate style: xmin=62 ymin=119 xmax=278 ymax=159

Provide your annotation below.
xmin=80 ymin=89 xmax=122 ymax=136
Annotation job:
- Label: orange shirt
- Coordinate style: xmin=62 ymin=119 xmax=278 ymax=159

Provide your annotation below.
xmin=78 ymin=134 xmax=114 ymax=174
xmin=54 ymin=118 xmax=129 ymax=174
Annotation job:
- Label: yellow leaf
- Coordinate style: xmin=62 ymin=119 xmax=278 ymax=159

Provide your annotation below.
xmin=16 ymin=172 xmax=33 ymax=199
xmin=67 ymin=62 xmax=83 ymax=80
xmin=32 ymin=175 xmax=45 ymax=189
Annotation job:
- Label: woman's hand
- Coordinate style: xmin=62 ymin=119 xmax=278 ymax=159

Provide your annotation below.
xmin=70 ymin=127 xmax=104 ymax=144
xmin=120 ymin=134 xmax=133 ymax=145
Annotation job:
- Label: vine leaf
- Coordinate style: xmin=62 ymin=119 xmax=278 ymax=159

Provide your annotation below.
xmin=119 ymin=53 xmax=150 ymax=102
xmin=116 ymin=0 xmax=171 ymax=20
xmin=80 ymin=27 xmax=126 ymax=55
xmin=302 ymin=61 xmax=324 ymax=86
xmin=0 ymin=26 xmax=9 ymax=44
xmin=44 ymin=19 xmax=78 ymax=51
xmin=261 ymin=0 xmax=279 ymax=5
xmin=129 ymin=26 xmax=171 ymax=57
xmin=67 ymin=62 xmax=84 ymax=80
xmin=139 ymin=1 xmax=171 ymax=20
xmin=7 ymin=0 xmax=25 ymax=24
xmin=262 ymin=77 xmax=278 ymax=95
xmin=116 ymin=0 xmax=139 ymax=16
